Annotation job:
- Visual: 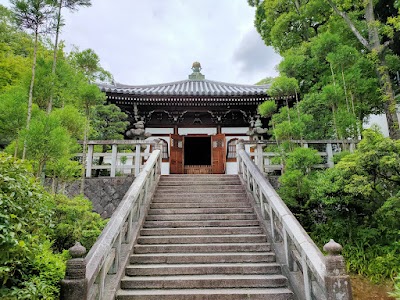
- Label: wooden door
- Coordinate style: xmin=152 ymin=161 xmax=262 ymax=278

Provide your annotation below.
xmin=212 ymin=134 xmax=226 ymax=174
xmin=170 ymin=134 xmax=183 ymax=174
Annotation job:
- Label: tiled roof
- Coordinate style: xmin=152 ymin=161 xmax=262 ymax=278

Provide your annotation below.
xmin=99 ymin=79 xmax=270 ymax=97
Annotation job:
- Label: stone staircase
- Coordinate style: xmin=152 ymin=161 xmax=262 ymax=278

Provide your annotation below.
xmin=116 ymin=175 xmax=294 ymax=300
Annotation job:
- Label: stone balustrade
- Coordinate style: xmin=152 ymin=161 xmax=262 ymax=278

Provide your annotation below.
xmin=76 ymin=140 xmax=159 ymax=178
xmin=237 ymin=141 xmax=352 ymax=300
xmin=61 ymin=146 xmax=162 ymax=300
xmin=242 ymin=139 xmax=357 ymax=174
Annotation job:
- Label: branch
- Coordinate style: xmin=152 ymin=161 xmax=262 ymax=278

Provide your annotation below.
xmin=326 ymin=0 xmax=371 ymax=51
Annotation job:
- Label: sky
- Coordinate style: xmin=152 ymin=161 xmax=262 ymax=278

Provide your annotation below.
xmin=0 ymin=0 xmax=281 ymax=85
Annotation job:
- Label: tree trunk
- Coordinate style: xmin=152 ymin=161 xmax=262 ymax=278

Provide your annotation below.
xmin=364 ymin=0 xmax=400 ymax=139
xmin=80 ymin=113 xmax=89 ymax=194
xmin=23 ymin=29 xmax=39 ymax=159
xmin=47 ymin=0 xmax=63 ymax=114
xmin=327 ymin=0 xmax=400 ymax=139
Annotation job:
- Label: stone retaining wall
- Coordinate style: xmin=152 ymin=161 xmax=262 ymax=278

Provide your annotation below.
xmin=50 ymin=177 xmax=135 ymax=218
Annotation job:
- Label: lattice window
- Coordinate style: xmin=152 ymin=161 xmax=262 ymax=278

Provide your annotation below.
xmin=226 ymin=138 xmax=238 ymax=161
xmin=159 ymin=139 xmax=169 ymax=160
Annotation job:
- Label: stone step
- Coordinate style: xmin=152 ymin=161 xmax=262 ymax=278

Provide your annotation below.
xmin=140 ymin=226 xmax=263 ymax=236
xmin=152 ymin=194 xmax=245 ymax=202
xmin=156 ymin=186 xmax=245 ymax=192
xmin=160 ymin=175 xmax=239 ymax=180
xmin=150 ymin=202 xmax=250 ymax=209
xmin=158 ymin=180 xmax=241 ymax=186
xmin=126 ymin=262 xmax=281 ymax=276
xmin=137 ymin=234 xmax=267 ymax=245
xmin=133 ymin=243 xmax=271 ymax=254
xmin=143 ymin=220 xmax=260 ymax=228
xmin=117 ymin=288 xmax=294 ymax=300
xmin=130 ymin=252 xmax=276 ymax=264
xmin=120 ymin=274 xmax=288 ymax=289
xmin=147 ymin=207 xmax=253 ymax=215
xmin=145 ymin=213 xmax=256 ymax=221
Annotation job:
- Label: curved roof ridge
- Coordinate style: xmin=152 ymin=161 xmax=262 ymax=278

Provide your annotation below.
xmin=103 ymin=78 xmax=270 ymax=89
xmin=99 ymin=78 xmax=270 ymax=97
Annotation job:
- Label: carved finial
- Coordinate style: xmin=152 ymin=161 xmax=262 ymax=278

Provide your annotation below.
xmin=323 ymin=239 xmax=343 ymax=256
xmin=237 ymin=139 xmax=245 ymax=150
xmin=189 ymin=62 xmax=205 ymax=80
xmin=192 ymin=61 xmax=201 ymax=72
xmin=69 ymin=242 xmax=87 ymax=258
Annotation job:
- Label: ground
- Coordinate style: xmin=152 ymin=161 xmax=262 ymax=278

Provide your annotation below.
xmin=351 ymin=275 xmax=395 ymax=300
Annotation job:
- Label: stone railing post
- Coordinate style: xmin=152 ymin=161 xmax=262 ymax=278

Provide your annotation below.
xmin=236 ymin=140 xmax=245 ymax=175
xmin=323 ymin=239 xmax=353 ymax=300
xmin=153 ymin=139 xmax=162 ymax=175
xmin=256 ymin=142 xmax=264 ymax=173
xmin=60 ymin=242 xmax=88 ymax=300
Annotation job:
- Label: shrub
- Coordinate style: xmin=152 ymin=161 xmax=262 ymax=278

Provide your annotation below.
xmin=0 ymin=153 xmax=65 ymax=299
xmin=51 ymin=194 xmax=108 ymax=252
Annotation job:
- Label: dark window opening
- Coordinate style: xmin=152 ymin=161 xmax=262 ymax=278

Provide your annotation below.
xmin=184 ymin=137 xmax=211 ymax=165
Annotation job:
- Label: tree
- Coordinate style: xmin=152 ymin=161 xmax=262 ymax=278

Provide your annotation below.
xmin=0 ymin=85 xmax=27 ymax=153
xmin=9 ymin=111 xmax=77 ymax=177
xmin=248 ymin=0 xmax=331 ymax=53
xmin=90 ymin=103 xmax=129 ymax=176
xmin=69 ymin=47 xmax=111 ymax=83
xmin=326 ymin=0 xmax=400 ymax=139
xmin=10 ymin=0 xmax=55 ymax=158
xmin=46 ymin=0 xmax=91 ymax=113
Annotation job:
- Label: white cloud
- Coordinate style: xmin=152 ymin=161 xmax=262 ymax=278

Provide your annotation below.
xmin=1 ymin=0 xmax=281 ymax=85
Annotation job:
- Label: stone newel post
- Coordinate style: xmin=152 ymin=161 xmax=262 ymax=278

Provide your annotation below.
xmin=60 ymin=242 xmax=88 ymax=300
xmin=324 ymin=239 xmax=353 ymax=300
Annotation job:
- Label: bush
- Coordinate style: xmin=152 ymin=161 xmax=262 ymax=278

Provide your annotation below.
xmin=0 ymin=153 xmax=106 ymax=298
xmin=52 ymin=194 xmax=107 ymax=252
xmin=310 ymin=130 xmax=400 ymax=282
xmin=0 ymin=153 xmax=65 ymax=299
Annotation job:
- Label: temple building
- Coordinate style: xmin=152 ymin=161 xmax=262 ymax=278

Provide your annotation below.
xmin=99 ymin=62 xmax=279 ymax=175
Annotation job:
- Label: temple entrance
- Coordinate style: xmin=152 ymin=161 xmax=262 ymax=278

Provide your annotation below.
xmin=184 ymin=136 xmax=212 ymax=174
xmin=169 ymin=134 xmax=226 ymax=174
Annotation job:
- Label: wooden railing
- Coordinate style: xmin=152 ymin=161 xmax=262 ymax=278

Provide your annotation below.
xmin=76 ymin=140 xmax=158 ymax=178
xmin=242 ymin=140 xmax=357 ymax=174
xmin=61 ymin=147 xmax=162 ymax=300
xmin=237 ymin=142 xmax=352 ymax=300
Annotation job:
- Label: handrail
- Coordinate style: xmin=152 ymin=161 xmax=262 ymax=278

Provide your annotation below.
xmin=61 ymin=147 xmax=162 ymax=300
xmin=237 ymin=143 xmax=352 ymax=300
xmin=76 ymin=140 xmax=158 ymax=178
xmin=241 ymin=140 xmax=357 ymax=174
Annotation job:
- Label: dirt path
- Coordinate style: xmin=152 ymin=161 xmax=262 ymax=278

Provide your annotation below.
xmin=351 ymin=275 xmax=395 ymax=300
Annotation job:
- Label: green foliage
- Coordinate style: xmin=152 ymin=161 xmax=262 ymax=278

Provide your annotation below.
xmin=0 ymin=153 xmax=106 ymax=298
xmin=10 ymin=111 xmax=78 ymax=176
xmin=90 ymin=104 xmax=129 ymax=140
xmin=51 ymin=194 xmax=107 ymax=252
xmin=390 ymin=276 xmax=400 ymax=298
xmin=0 ymin=84 xmax=27 ymax=145
xmin=258 ymin=100 xmax=277 ymax=118
xmin=278 ymin=147 xmax=322 ymax=226
xmin=310 ymin=130 xmax=400 ymax=281
xmin=0 ymin=153 xmax=64 ymax=299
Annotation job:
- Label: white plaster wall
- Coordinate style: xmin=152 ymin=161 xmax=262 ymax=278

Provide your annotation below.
xmin=226 ymin=162 xmax=238 ymax=174
xmin=161 ymin=162 xmax=170 ymax=175
xmin=222 ymin=127 xmax=249 ymax=134
xmin=364 ymin=114 xmax=390 ymax=136
xmin=364 ymin=110 xmax=400 ymax=137
xmin=178 ymin=128 xmax=217 ymax=135
xmin=146 ymin=128 xmax=174 ymax=135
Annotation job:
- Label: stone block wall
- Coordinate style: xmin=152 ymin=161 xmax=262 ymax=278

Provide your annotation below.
xmin=50 ymin=177 xmax=135 ymax=218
